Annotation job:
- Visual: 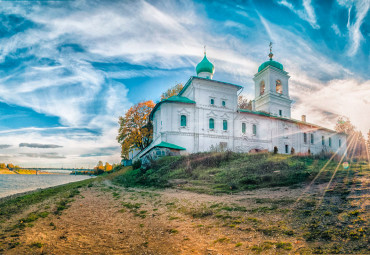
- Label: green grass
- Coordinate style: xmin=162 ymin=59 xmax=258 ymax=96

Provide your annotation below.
xmin=113 ymin=152 xmax=338 ymax=193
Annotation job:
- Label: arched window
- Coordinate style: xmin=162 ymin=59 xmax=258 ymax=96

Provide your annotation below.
xmin=260 ymin=80 xmax=265 ymax=95
xmin=242 ymin=123 xmax=246 ymax=134
xmin=209 ymin=118 xmax=214 ymax=129
xmin=276 ymin=80 xmax=282 ymax=94
xmin=210 ymin=98 xmax=214 ymax=105
xmin=223 ymin=120 xmax=228 ymax=131
xmin=180 ymin=115 xmax=187 ymax=127
xmin=253 ymin=124 xmax=257 ymax=135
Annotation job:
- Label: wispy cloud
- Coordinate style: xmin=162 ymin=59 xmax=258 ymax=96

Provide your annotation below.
xmin=0 ymin=144 xmax=11 ymax=149
xmin=277 ymin=0 xmax=320 ymax=29
xmin=331 ymin=24 xmax=342 ymax=36
xmin=337 ymin=0 xmax=370 ymax=56
xmin=20 ymin=153 xmax=66 ymax=159
xmin=19 ymin=143 xmax=63 ymax=149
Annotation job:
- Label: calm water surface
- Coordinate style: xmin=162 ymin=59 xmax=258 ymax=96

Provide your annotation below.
xmin=0 ymin=174 xmax=93 ymax=198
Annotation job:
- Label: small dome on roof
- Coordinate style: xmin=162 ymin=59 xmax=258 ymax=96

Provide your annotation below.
xmin=258 ymin=60 xmax=284 ymax=72
xmin=196 ymin=54 xmax=215 ymax=76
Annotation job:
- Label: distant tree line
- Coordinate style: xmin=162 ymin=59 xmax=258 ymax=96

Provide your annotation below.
xmin=0 ymin=163 xmax=20 ymax=170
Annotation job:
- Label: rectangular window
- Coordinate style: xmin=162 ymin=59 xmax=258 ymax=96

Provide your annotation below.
xmin=285 ymin=145 xmax=289 ymax=154
xmin=253 ymin=124 xmax=257 ymax=135
xmin=279 ymin=110 xmax=282 ymax=116
xmin=339 ymin=139 xmax=341 ymax=147
xmin=209 ymin=118 xmax=214 ymax=129
xmin=311 ymin=134 xmax=314 ymax=144
xmin=222 ymin=101 xmax=226 ymax=107
xmin=329 ymin=137 xmax=332 ymax=147
xmin=303 ymin=133 xmax=307 ymax=143
xmin=210 ymin=98 xmax=214 ymax=105
xmin=180 ymin=115 xmax=187 ymax=127
xmin=223 ymin=120 xmax=228 ymax=131
xmin=242 ymin=123 xmax=246 ymax=134
xmin=322 ymin=136 xmax=325 ymax=145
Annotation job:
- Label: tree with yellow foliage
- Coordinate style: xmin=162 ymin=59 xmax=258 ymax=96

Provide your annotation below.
xmin=105 ymin=162 xmax=112 ymax=171
xmin=117 ymin=100 xmax=155 ymax=159
xmin=160 ymin=83 xmax=183 ymax=100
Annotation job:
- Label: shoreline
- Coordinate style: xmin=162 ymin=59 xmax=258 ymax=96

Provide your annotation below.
xmin=0 ymin=175 xmax=95 ymax=202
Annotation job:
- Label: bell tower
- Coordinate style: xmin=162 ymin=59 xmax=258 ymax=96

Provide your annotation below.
xmin=252 ymin=43 xmax=292 ymax=118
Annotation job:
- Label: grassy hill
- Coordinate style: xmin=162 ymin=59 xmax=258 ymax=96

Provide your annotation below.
xmin=114 ymin=152 xmax=344 ymax=193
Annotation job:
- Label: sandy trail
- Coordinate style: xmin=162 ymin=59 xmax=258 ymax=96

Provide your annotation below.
xmin=1 ymin=171 xmax=368 ymax=254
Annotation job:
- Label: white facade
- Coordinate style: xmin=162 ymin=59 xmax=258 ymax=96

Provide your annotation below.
xmin=135 ymin=56 xmax=347 ymax=160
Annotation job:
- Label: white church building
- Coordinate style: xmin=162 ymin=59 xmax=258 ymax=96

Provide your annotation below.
xmin=133 ymin=48 xmax=347 ymax=163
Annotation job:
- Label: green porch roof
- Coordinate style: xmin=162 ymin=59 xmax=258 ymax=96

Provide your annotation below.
xmin=155 ymin=142 xmax=186 ymax=150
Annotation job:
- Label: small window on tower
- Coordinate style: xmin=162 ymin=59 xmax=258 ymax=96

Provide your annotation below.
xmin=210 ymin=98 xmax=214 ymax=105
xmin=222 ymin=101 xmax=226 ymax=107
xmin=260 ymin=80 xmax=265 ymax=95
xmin=279 ymin=110 xmax=282 ymax=116
xmin=276 ymin=80 xmax=282 ymax=94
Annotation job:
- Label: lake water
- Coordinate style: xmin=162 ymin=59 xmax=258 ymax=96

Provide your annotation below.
xmin=0 ymin=174 xmax=93 ymax=198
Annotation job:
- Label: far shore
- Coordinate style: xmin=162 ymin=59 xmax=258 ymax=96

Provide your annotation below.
xmin=0 ymin=168 xmax=56 ymax=175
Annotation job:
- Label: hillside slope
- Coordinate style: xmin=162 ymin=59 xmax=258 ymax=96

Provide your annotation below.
xmin=115 ymin=152 xmax=340 ymax=193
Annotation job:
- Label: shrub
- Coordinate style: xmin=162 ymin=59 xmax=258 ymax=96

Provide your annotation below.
xmin=132 ymin=160 xmax=142 ymax=170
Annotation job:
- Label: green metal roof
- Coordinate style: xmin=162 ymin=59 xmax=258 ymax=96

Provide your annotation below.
xmin=196 ymin=54 xmax=215 ymax=75
xmin=155 ymin=141 xmax=186 ymax=150
xmin=239 ymin=109 xmax=338 ymax=133
xmin=258 ymin=60 xmax=284 ymax=72
xmin=178 ymin=76 xmax=243 ymax=97
xmin=149 ymin=96 xmax=195 ymax=120
xmin=163 ymin=95 xmax=196 ymax=104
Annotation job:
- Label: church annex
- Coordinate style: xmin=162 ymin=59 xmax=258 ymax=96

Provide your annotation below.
xmin=133 ymin=47 xmax=347 ymax=163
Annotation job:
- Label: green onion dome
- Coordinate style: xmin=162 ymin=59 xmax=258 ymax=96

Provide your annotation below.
xmin=196 ymin=54 xmax=215 ymax=75
xmin=258 ymin=60 xmax=284 ymax=72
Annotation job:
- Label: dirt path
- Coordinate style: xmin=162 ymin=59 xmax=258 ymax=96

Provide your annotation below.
xmin=1 ymin=169 xmax=368 ymax=254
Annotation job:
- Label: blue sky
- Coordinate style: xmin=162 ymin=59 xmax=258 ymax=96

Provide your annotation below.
xmin=0 ymin=0 xmax=368 ymax=167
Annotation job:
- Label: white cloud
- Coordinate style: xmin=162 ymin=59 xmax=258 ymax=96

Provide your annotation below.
xmin=277 ymin=0 xmax=320 ymax=29
xmin=337 ymin=0 xmax=370 ymax=56
xmin=292 ymin=78 xmax=370 ymax=134
xmin=331 ymin=24 xmax=342 ymax=36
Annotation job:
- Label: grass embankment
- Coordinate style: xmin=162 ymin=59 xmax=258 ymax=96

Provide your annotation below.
xmin=114 ymin=152 xmax=337 ymax=193
xmin=0 ymin=168 xmax=52 ymax=174
xmin=0 ymin=167 xmax=128 ymax=222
